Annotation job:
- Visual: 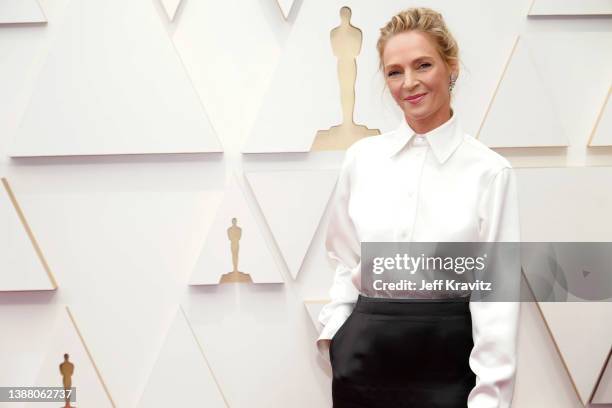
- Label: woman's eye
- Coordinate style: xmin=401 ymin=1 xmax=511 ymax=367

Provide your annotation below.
xmin=419 ymin=63 xmax=431 ymax=69
xmin=387 ymin=71 xmax=400 ymax=77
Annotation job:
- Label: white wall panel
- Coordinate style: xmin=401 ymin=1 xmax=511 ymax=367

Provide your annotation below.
xmin=190 ymin=174 xmax=284 ymax=284
xmin=160 ymin=0 xmax=181 ymax=21
xmin=529 ymin=0 xmax=612 ymax=16
xmin=478 ymin=36 xmax=568 ymax=147
xmin=304 ymin=300 xmax=327 ymax=331
xmin=0 ymin=304 xmax=57 ymax=396
xmin=9 ymin=0 xmax=221 ymax=156
xmin=245 ymin=169 xmax=338 ymax=279
xmin=516 ymin=167 xmax=612 ymax=242
xmin=184 ymin=286 xmax=331 ymax=407
xmin=516 ymin=166 xmax=612 ymax=404
xmin=537 ymin=303 xmax=612 ymax=405
xmin=3 ymin=188 xmax=219 ymax=406
xmin=171 ymin=0 xmax=282 ymax=154
xmin=593 ymin=354 xmax=612 ymax=404
xmin=0 ymin=0 xmax=45 ymax=24
xmin=137 ymin=307 xmax=227 ymax=408
xmin=275 ymin=0 xmax=295 ymax=19
xmin=0 ymin=178 xmax=55 ymax=291
xmin=589 ymin=87 xmax=612 ymax=146
xmin=29 ymin=307 xmax=114 ymax=407
xmin=510 ymin=33 xmax=612 ymax=148
xmin=512 ymin=301 xmax=584 ymax=407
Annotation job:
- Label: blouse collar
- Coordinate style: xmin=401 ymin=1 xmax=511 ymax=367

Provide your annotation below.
xmin=387 ymin=108 xmax=464 ymax=165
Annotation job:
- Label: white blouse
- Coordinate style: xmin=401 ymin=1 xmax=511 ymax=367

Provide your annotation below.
xmin=317 ymin=109 xmax=521 ymax=408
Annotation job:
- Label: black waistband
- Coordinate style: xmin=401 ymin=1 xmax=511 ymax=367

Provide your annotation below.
xmin=354 ymin=294 xmax=470 ymax=316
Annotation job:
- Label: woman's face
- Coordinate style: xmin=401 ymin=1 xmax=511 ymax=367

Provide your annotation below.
xmin=382 ymin=30 xmax=457 ymax=132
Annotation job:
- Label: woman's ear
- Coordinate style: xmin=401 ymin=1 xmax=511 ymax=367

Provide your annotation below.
xmin=447 ymin=59 xmax=459 ymax=81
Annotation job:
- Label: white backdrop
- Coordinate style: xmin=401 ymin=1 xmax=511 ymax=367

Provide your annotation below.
xmin=0 ymin=0 xmax=611 ymax=407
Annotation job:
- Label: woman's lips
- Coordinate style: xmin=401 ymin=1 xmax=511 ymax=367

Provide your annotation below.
xmin=405 ymin=93 xmax=427 ymax=104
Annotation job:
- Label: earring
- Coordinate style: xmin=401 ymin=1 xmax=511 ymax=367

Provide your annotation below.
xmin=449 ymin=74 xmax=456 ymax=92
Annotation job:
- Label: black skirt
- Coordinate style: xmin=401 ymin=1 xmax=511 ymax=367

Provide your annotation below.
xmin=330 ymin=294 xmax=476 ymax=408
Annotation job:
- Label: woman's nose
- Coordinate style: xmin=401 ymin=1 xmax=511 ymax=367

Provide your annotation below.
xmin=402 ymin=73 xmax=418 ymax=90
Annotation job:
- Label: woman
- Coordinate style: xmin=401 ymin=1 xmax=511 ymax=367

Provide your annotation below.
xmin=316 ymin=7 xmax=521 ymax=408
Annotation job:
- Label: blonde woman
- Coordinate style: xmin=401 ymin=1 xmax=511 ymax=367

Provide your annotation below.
xmin=317 ymin=7 xmax=521 ymax=408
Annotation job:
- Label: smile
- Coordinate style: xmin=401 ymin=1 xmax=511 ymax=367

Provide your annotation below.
xmin=405 ymin=93 xmax=427 ymax=104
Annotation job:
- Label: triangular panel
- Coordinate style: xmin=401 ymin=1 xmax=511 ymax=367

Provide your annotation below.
xmin=276 ymin=0 xmax=295 ymax=19
xmin=137 ymin=307 xmax=227 ymax=407
xmin=160 ymin=0 xmax=181 ymax=21
xmin=10 ymin=0 xmax=221 ymax=156
xmin=189 ymin=174 xmax=284 ymax=284
xmin=529 ymin=0 xmax=612 ymax=16
xmin=303 ymin=300 xmax=328 ymax=331
xmin=31 ymin=306 xmax=114 ymax=407
xmin=537 ymin=303 xmax=612 ymax=405
xmin=245 ymin=169 xmax=338 ymax=279
xmin=589 ymin=86 xmax=612 ymax=146
xmin=479 ymin=36 xmax=568 ymax=147
xmin=171 ymin=0 xmax=281 ymax=154
xmin=0 ymin=178 xmax=56 ymax=291
xmin=0 ymin=0 xmax=46 ymax=24
xmin=241 ymin=1 xmax=341 ymax=153
xmin=513 ymin=33 xmax=612 ymax=148
xmin=183 ymin=289 xmax=330 ymax=407
xmin=512 ymin=301 xmax=584 ymax=406
xmin=592 ymin=350 xmax=612 ymax=404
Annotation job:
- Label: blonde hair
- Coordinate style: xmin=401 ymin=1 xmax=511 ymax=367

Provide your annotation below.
xmin=376 ymin=7 xmax=459 ymax=74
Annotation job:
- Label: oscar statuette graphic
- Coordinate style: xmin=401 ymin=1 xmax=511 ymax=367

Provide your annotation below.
xmin=59 ymin=353 xmax=74 ymax=408
xmin=312 ymin=6 xmax=379 ymax=150
xmin=219 ymin=217 xmax=253 ymax=283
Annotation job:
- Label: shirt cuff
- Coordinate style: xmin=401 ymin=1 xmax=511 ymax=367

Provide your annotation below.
xmin=467 ymin=301 xmax=520 ymax=408
xmin=315 ymin=304 xmax=353 ymax=363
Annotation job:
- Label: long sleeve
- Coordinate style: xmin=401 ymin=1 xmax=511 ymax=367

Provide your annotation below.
xmin=316 ymin=146 xmax=361 ymax=363
xmin=468 ymin=166 xmax=521 ymax=408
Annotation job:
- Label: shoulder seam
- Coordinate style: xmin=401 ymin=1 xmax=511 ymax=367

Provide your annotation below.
xmin=463 ymin=135 xmax=512 ymax=169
